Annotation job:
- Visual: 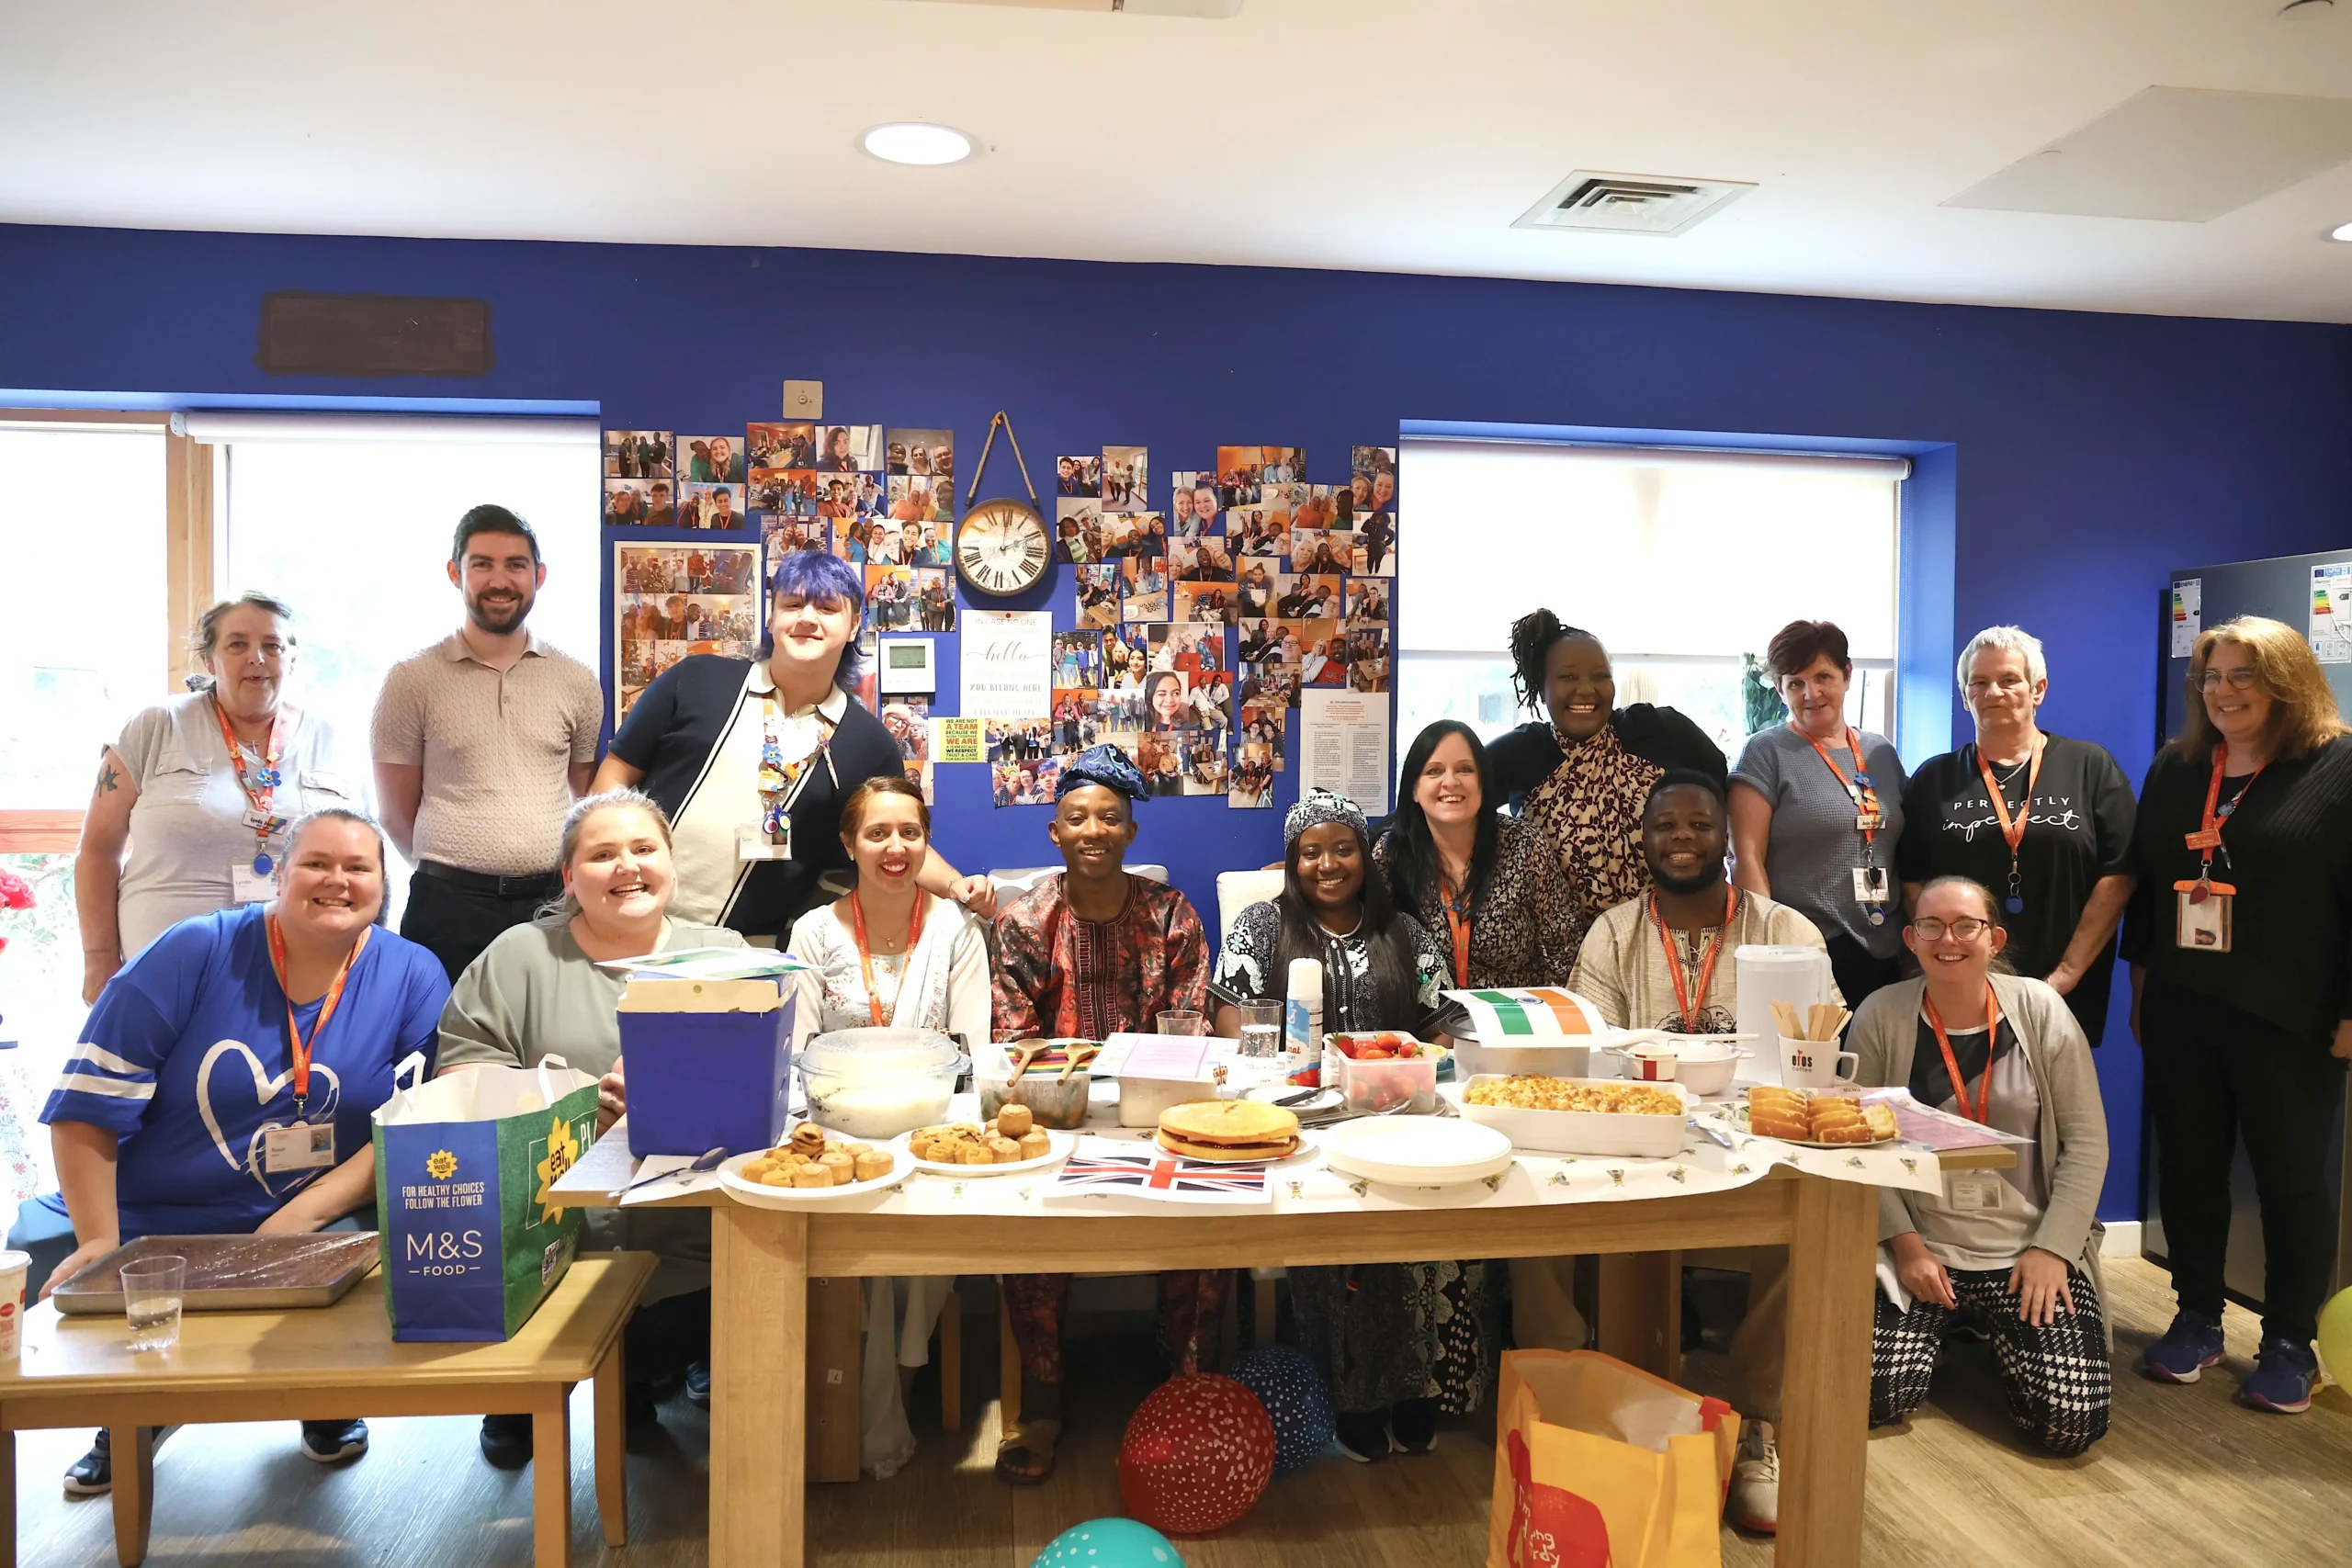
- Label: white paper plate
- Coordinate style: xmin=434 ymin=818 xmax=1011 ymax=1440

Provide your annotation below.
xmin=894 ymin=1125 xmax=1076 ymax=1177
xmin=1149 ymin=1128 xmax=1318 ymax=1168
xmin=1320 ymin=1116 xmax=1514 ymax=1187
xmin=717 ymin=1144 xmax=913 ymax=1206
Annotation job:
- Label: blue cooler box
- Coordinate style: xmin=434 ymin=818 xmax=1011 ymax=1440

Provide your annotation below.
xmin=617 ymin=983 xmax=796 ymax=1156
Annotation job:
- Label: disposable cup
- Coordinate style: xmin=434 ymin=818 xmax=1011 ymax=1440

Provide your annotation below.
xmin=0 ymin=1248 xmax=27 ymax=1359
xmin=121 ymin=1256 xmax=187 ymax=1354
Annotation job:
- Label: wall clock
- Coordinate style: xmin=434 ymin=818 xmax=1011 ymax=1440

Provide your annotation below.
xmin=956 ymin=411 xmax=1051 ymax=599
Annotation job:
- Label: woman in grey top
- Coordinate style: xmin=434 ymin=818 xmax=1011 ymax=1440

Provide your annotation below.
xmin=1729 ymin=618 xmax=1908 ymax=1005
xmin=74 ymin=593 xmax=362 ymax=999
xmin=1849 ymin=875 xmax=2111 ymax=1456
xmin=435 ymin=789 xmax=744 ymax=1469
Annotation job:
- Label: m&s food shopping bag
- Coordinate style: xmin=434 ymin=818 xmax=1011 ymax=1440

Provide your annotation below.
xmin=372 ymin=1052 xmax=600 ymax=1342
xmin=1488 ymin=1350 xmax=1740 ymax=1568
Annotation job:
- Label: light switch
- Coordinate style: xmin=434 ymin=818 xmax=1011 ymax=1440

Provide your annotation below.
xmin=784 ymin=379 xmax=822 ymax=419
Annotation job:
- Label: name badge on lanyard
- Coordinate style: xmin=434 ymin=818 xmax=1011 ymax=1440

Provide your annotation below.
xmin=263 ymin=1121 xmax=337 ymax=1173
xmin=2175 ymin=878 xmax=2235 ymax=952
xmin=739 ymin=819 xmax=793 ymax=863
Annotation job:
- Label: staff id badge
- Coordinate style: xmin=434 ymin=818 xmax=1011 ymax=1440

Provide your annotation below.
xmin=2174 ymin=878 xmax=2235 ymax=953
xmin=1947 ymin=1175 xmax=2003 ymax=1212
xmin=1851 ymin=865 xmax=1891 ymax=904
xmin=263 ymin=1120 xmax=336 ymax=1174
xmin=230 ymin=859 xmax=276 ymax=904
xmin=737 ymin=820 xmax=792 ymax=863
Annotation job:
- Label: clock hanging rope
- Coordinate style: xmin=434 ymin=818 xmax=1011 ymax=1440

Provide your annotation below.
xmin=955 ymin=411 xmax=1052 ymax=599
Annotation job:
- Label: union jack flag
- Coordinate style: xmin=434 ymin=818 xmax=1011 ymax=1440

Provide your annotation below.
xmin=1048 ymin=1147 xmax=1272 ymax=1205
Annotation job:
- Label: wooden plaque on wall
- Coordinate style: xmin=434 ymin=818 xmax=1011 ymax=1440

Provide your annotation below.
xmin=254 ymin=290 xmax=495 ymax=378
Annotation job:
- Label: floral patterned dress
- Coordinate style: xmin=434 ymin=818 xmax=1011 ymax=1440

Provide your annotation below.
xmin=1372 ymin=815 xmax=1580 ymax=990
xmin=1215 ymin=901 xmax=1503 ymax=1416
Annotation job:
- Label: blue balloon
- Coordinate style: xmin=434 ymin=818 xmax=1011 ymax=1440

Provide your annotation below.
xmin=1231 ymin=1344 xmax=1335 ymax=1475
xmin=1032 ymin=1517 xmax=1185 ymax=1567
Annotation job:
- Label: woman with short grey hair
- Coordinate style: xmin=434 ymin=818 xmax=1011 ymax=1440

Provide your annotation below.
xmin=1894 ymin=625 xmax=2137 ymax=1043
xmin=74 ymin=592 xmax=365 ymax=1001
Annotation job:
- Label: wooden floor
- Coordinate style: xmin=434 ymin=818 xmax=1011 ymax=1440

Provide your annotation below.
xmin=9 ymin=1256 xmax=2349 ymax=1567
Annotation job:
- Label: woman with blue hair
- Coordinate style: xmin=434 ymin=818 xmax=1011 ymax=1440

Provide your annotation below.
xmin=595 ymin=549 xmax=994 ymax=937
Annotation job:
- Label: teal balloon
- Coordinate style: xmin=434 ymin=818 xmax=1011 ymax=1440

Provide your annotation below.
xmin=1032 ymin=1517 xmax=1185 ymax=1568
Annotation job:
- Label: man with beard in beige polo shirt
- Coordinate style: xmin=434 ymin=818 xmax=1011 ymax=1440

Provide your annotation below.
xmin=373 ymin=504 xmax=604 ymax=982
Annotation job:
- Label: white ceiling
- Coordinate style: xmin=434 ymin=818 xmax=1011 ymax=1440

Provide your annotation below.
xmin=6 ymin=0 xmax=2352 ymax=321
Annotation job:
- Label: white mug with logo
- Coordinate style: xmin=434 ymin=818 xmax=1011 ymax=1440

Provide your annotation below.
xmin=1778 ymin=1033 xmax=1859 ymax=1089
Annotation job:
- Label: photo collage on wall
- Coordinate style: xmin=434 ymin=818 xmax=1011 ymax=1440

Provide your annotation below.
xmin=1049 ymin=442 xmax=1397 ymax=808
xmin=612 ymin=542 xmax=763 ymax=720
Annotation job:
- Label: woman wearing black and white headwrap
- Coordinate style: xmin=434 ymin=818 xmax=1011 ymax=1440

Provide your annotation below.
xmin=1212 ymin=790 xmax=1499 ymax=1461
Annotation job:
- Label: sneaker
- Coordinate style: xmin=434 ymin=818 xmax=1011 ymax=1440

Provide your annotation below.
xmin=479 ymin=1413 xmax=533 ymax=1470
xmin=1727 ymin=1419 xmax=1778 ymax=1534
xmin=300 ymin=1419 xmax=368 ymax=1464
xmin=1333 ymin=1409 xmax=1393 ymax=1463
xmin=2143 ymin=1308 xmax=2226 ymax=1383
xmin=685 ymin=1358 xmax=711 ymax=1410
xmin=1390 ymin=1396 xmax=1439 ymax=1455
xmin=2238 ymin=1337 xmax=2318 ymax=1414
xmin=62 ymin=1428 xmax=110 ymax=1496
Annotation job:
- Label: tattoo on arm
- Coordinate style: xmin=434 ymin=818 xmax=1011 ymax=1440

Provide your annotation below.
xmin=96 ymin=761 xmax=121 ymax=796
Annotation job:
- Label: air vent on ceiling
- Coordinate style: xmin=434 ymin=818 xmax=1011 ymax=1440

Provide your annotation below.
xmin=1513 ymin=170 xmax=1756 ymax=237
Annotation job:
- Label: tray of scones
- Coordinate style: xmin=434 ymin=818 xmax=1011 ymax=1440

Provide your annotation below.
xmin=718 ymin=1122 xmax=912 ymax=1206
xmin=896 ymin=1103 xmax=1075 ymax=1175
xmin=1739 ymin=1086 xmax=1900 ymax=1146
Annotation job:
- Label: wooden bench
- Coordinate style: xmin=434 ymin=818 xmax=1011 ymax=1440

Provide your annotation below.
xmin=0 ymin=1250 xmax=654 ymax=1568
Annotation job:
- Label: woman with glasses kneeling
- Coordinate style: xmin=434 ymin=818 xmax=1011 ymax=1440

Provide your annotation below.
xmin=18 ymin=808 xmax=448 ymax=1494
xmin=1852 ymin=876 xmax=2111 ymax=1456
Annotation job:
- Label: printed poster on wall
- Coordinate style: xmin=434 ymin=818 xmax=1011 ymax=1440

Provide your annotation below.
xmin=2311 ymin=563 xmax=2352 ymax=665
xmin=1300 ymin=688 xmax=1390 ymax=817
xmin=960 ymin=609 xmax=1053 ymax=720
xmin=2168 ymin=578 xmax=2200 ymax=660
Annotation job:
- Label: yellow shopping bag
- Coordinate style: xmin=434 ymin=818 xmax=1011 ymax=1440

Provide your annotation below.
xmin=1487 ymin=1350 xmax=1741 ymax=1568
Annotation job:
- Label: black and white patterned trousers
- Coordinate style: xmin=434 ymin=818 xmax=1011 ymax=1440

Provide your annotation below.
xmin=1870 ymin=1260 xmax=2110 ymax=1457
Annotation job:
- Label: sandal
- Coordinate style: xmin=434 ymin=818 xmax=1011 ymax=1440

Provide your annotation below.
xmin=995 ymin=1418 xmax=1061 ymax=1486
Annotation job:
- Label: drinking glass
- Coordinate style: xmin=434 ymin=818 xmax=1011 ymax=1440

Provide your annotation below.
xmin=1157 ymin=1010 xmax=1206 ymax=1036
xmin=122 ymin=1256 xmax=187 ymax=1353
xmin=1238 ymin=1002 xmax=1283 ymax=1059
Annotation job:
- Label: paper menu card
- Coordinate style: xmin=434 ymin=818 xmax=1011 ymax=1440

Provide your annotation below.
xmin=594 ymin=946 xmax=808 ymax=983
xmin=1860 ymin=1089 xmax=2031 ymax=1151
xmin=1093 ymin=1032 xmax=1238 ymax=1079
xmin=616 ymin=977 xmax=784 ymax=1014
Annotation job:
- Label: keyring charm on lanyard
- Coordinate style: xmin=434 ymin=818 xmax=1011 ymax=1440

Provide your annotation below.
xmin=1976 ymin=736 xmax=2043 ymax=916
xmin=213 ymin=696 xmax=290 ymax=876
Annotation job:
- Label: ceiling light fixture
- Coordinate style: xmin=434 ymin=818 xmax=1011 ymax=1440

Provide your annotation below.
xmin=2333 ymin=220 xmax=2352 ymax=241
xmin=862 ymin=122 xmax=976 ymax=166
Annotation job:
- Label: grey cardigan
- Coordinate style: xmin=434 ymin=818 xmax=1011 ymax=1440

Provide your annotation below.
xmin=1848 ymin=972 xmax=2109 ymax=1278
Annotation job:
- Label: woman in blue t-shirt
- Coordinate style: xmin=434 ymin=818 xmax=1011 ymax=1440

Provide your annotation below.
xmin=13 ymin=807 xmax=447 ymax=1496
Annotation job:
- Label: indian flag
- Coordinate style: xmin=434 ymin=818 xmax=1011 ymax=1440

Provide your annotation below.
xmin=1444 ymin=987 xmax=1609 ymax=1039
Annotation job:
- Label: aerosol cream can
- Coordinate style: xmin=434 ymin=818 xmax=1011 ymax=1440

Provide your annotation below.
xmin=1283 ymin=957 xmax=1323 ymax=1078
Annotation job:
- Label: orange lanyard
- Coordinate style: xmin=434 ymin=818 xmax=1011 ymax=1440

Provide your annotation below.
xmin=1923 ymin=980 xmax=1999 ymax=1124
xmin=265 ymin=913 xmax=368 ymax=1118
xmin=1975 ymin=735 xmax=2043 ymax=912
xmin=1800 ymin=725 xmax=1882 ymax=851
xmin=212 ymin=697 xmax=290 ymax=874
xmin=1647 ymin=886 xmax=1737 ymax=1033
xmin=1439 ymin=882 xmax=1472 ymax=988
xmin=849 ymin=891 xmax=927 ymax=1028
xmin=2184 ymin=742 xmax=2265 ymax=886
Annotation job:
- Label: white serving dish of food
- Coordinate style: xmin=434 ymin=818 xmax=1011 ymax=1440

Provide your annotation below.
xmin=717 ymin=1143 xmax=913 ymax=1206
xmin=1454 ymin=1074 xmax=1696 ymax=1157
xmin=1602 ymin=1035 xmax=1755 ymax=1099
xmin=1320 ymin=1115 xmax=1515 ymax=1187
xmin=894 ymin=1125 xmax=1077 ymax=1177
xmin=795 ymin=1029 xmax=967 ymax=1140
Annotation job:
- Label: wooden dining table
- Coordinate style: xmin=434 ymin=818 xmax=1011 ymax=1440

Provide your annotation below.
xmin=555 ymin=1124 xmax=2014 ymax=1568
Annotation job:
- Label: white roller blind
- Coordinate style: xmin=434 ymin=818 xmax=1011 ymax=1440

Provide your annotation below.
xmin=1397 ymin=439 xmax=1902 ymax=661
xmin=182 ymin=412 xmax=595 ymax=446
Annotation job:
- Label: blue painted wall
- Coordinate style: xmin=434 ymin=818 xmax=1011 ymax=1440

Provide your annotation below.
xmin=6 ymin=220 xmax=2350 ymax=1222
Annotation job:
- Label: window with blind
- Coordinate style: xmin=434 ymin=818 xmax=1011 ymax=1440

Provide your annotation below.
xmin=1395 ymin=439 xmax=1905 ymax=758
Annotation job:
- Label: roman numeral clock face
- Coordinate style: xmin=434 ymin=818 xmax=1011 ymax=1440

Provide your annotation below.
xmin=956 ymin=498 xmax=1050 ymax=598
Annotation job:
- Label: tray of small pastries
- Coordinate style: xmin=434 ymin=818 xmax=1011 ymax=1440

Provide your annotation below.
xmin=1726 ymin=1086 xmax=1901 ymax=1146
xmin=52 ymin=1232 xmax=380 ymax=1315
xmin=718 ymin=1122 xmax=913 ymax=1205
xmin=897 ymin=1103 xmax=1075 ymax=1175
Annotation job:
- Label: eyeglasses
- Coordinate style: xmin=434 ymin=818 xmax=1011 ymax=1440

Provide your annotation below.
xmin=2195 ymin=668 xmax=2259 ymax=691
xmin=1913 ymin=917 xmax=1990 ymax=942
